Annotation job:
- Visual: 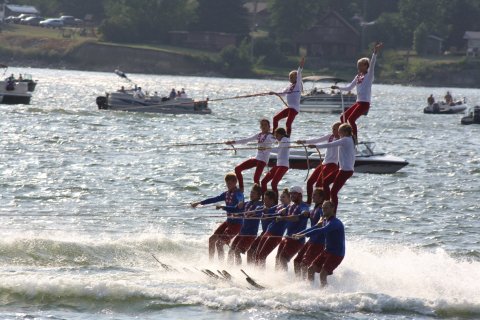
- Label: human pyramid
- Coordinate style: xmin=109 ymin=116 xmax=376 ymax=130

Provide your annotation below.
xmin=192 ymin=42 xmax=384 ymax=287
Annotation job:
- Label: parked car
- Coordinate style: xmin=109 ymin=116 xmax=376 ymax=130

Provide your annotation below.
xmin=20 ymin=16 xmax=44 ymax=26
xmin=39 ymin=18 xmax=64 ymax=28
xmin=7 ymin=13 xmax=36 ymax=24
xmin=59 ymin=15 xmax=83 ymax=26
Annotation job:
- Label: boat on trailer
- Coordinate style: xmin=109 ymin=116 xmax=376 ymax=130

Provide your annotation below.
xmin=268 ymin=142 xmax=408 ymax=174
xmin=300 ymin=76 xmax=356 ymax=113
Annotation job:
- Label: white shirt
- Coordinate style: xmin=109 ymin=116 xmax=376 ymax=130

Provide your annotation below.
xmin=338 ymin=53 xmax=377 ymax=103
xmin=234 ymin=132 xmax=276 ymax=163
xmin=304 ymin=134 xmax=339 ymax=165
xmin=279 ymin=66 xmax=303 ymax=112
xmin=316 ymin=136 xmax=355 ymax=171
xmin=271 ymin=136 xmax=290 ymax=167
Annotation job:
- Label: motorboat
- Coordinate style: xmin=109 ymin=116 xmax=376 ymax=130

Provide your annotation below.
xmin=461 ymin=105 xmax=480 ymax=125
xmin=96 ymin=90 xmax=211 ymax=114
xmin=0 ymin=79 xmax=32 ymax=104
xmin=300 ymin=76 xmax=356 ymax=113
xmin=424 ymin=101 xmax=467 ymax=114
xmin=268 ymin=142 xmax=408 ymax=174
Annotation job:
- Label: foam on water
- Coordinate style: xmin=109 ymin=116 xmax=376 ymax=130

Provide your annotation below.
xmin=0 ymin=232 xmax=479 ymax=318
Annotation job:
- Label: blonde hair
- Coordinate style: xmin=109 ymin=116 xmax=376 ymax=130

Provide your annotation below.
xmin=357 ymin=57 xmax=370 ymax=68
xmin=338 ymin=123 xmax=353 ymax=136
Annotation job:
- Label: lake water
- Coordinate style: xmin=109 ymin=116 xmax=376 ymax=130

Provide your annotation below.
xmin=0 ymin=67 xmax=479 ymax=320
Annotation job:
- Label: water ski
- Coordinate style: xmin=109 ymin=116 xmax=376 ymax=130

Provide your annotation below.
xmin=151 ymin=254 xmax=177 ymax=272
xmin=203 ymin=269 xmax=221 ymax=279
xmin=240 ymin=269 xmax=265 ymax=290
xmin=222 ymin=270 xmax=233 ymax=281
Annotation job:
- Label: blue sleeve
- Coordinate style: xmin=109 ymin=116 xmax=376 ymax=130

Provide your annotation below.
xmin=304 ymin=220 xmax=340 ymax=237
xmin=200 ymin=192 xmax=225 ymax=205
xmin=236 ymin=192 xmax=245 ymax=203
xmin=301 ymin=225 xmax=321 ymax=235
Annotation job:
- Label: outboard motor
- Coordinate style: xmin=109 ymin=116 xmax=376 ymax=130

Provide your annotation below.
xmin=432 ymin=103 xmax=440 ymax=113
xmin=473 ymin=106 xmax=480 ymax=123
xmin=96 ymin=96 xmax=108 ymax=109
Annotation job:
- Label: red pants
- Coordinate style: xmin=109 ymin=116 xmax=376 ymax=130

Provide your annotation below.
xmin=261 ymin=165 xmax=288 ymax=195
xmin=276 ymin=238 xmax=304 ymax=271
xmin=340 ymin=101 xmax=370 ymax=137
xmin=306 ymin=163 xmax=338 ymax=204
xmin=209 ymin=221 xmax=242 ymax=261
xmin=255 ymin=232 xmax=282 ymax=267
xmin=309 ymin=251 xmax=343 ymax=275
xmin=273 ymin=108 xmax=298 ymax=136
xmin=323 ymin=169 xmax=353 ymax=209
xmin=230 ymin=234 xmax=256 ymax=254
xmin=234 ymin=158 xmax=266 ymax=190
xmin=246 ymin=233 xmax=263 ymax=264
xmin=302 ymin=243 xmax=325 ymax=268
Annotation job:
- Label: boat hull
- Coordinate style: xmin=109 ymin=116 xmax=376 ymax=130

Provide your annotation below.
xmin=424 ymin=103 xmax=467 ymax=114
xmin=300 ymin=94 xmax=356 ymax=113
xmin=96 ymin=95 xmax=212 ymax=114
xmin=1 ymin=94 xmax=31 ymax=104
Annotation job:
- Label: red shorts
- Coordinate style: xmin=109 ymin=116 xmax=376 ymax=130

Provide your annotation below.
xmin=214 ymin=221 xmax=242 ymax=244
xmin=310 ymin=251 xmax=343 ymax=275
xmin=277 ymin=238 xmax=305 ymax=262
xmin=302 ymin=243 xmax=325 ymax=267
xmin=231 ymin=235 xmax=256 ymax=253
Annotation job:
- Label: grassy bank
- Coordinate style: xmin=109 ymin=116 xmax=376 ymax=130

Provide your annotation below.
xmin=2 ymin=24 xmax=480 ymax=87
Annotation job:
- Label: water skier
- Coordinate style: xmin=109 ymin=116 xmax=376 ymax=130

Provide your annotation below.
xmin=261 ymin=128 xmax=290 ymax=196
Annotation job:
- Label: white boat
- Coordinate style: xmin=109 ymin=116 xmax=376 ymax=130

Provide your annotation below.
xmin=424 ymin=101 xmax=467 ymax=114
xmin=0 ymin=80 xmax=32 ymax=104
xmin=300 ymin=76 xmax=356 ymax=113
xmin=461 ymin=105 xmax=480 ymax=125
xmin=96 ymin=90 xmax=211 ymax=114
xmin=268 ymin=141 xmax=408 ymax=174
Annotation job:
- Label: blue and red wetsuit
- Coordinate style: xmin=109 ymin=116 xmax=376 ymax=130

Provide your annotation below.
xmin=254 ymin=204 xmax=289 ymax=267
xmin=246 ymin=205 xmax=277 ymax=264
xmin=275 ymin=201 xmax=310 ymax=271
xmin=200 ymin=188 xmax=244 ymax=261
xmin=303 ymin=216 xmax=345 ymax=280
xmin=230 ymin=200 xmax=263 ymax=254
xmin=293 ymin=205 xmax=325 ymax=277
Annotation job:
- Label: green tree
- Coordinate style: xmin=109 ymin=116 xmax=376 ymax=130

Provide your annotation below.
xmin=192 ymin=0 xmax=249 ymax=34
xmin=268 ymin=0 xmax=321 ymax=39
xmin=100 ymin=0 xmax=195 ymax=43
xmin=413 ymin=22 xmax=429 ymax=55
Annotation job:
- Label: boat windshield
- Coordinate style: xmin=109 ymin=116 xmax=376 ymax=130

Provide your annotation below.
xmin=356 ymin=142 xmax=379 ymax=156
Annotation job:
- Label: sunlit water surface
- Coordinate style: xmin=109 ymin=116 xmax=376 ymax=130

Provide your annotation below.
xmin=0 ymin=67 xmax=479 ymax=320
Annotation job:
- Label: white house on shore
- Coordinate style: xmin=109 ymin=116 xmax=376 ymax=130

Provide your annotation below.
xmin=463 ymin=31 xmax=480 ymax=57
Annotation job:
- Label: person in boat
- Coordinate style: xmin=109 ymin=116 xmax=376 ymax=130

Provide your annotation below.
xmin=225 ymin=119 xmax=276 ymax=192
xmin=293 ymin=188 xmax=325 ymax=279
xmin=274 ymin=185 xmax=310 ymax=271
xmin=119 ymin=86 xmax=126 ymax=93
xmin=227 ymin=184 xmax=263 ymax=265
xmin=261 ymin=127 xmax=290 ymax=196
xmin=296 ymin=121 xmax=340 ymax=204
xmin=271 ymin=57 xmax=305 ymax=137
xmin=134 ymin=87 xmax=145 ymax=99
xmin=180 ymin=88 xmax=187 ymax=98
xmin=246 ymin=189 xmax=278 ymax=264
xmin=332 ymin=42 xmax=383 ymax=143
xmin=444 ymin=91 xmax=453 ymax=105
xmin=169 ymin=88 xmax=176 ymax=99
xmin=293 ymin=200 xmax=345 ymax=287
xmin=427 ymin=94 xmax=435 ymax=105
xmin=191 ymin=173 xmax=244 ymax=262
xmin=254 ymin=188 xmax=291 ymax=268
xmin=312 ymin=124 xmax=355 ymax=212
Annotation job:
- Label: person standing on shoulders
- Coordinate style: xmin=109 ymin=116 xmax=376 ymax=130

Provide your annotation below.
xmin=332 ymin=42 xmax=383 ymax=143
xmin=226 ymin=119 xmax=276 ymax=192
xmin=271 ymin=57 xmax=305 ymax=137
xmin=296 ymin=122 xmax=340 ymax=204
